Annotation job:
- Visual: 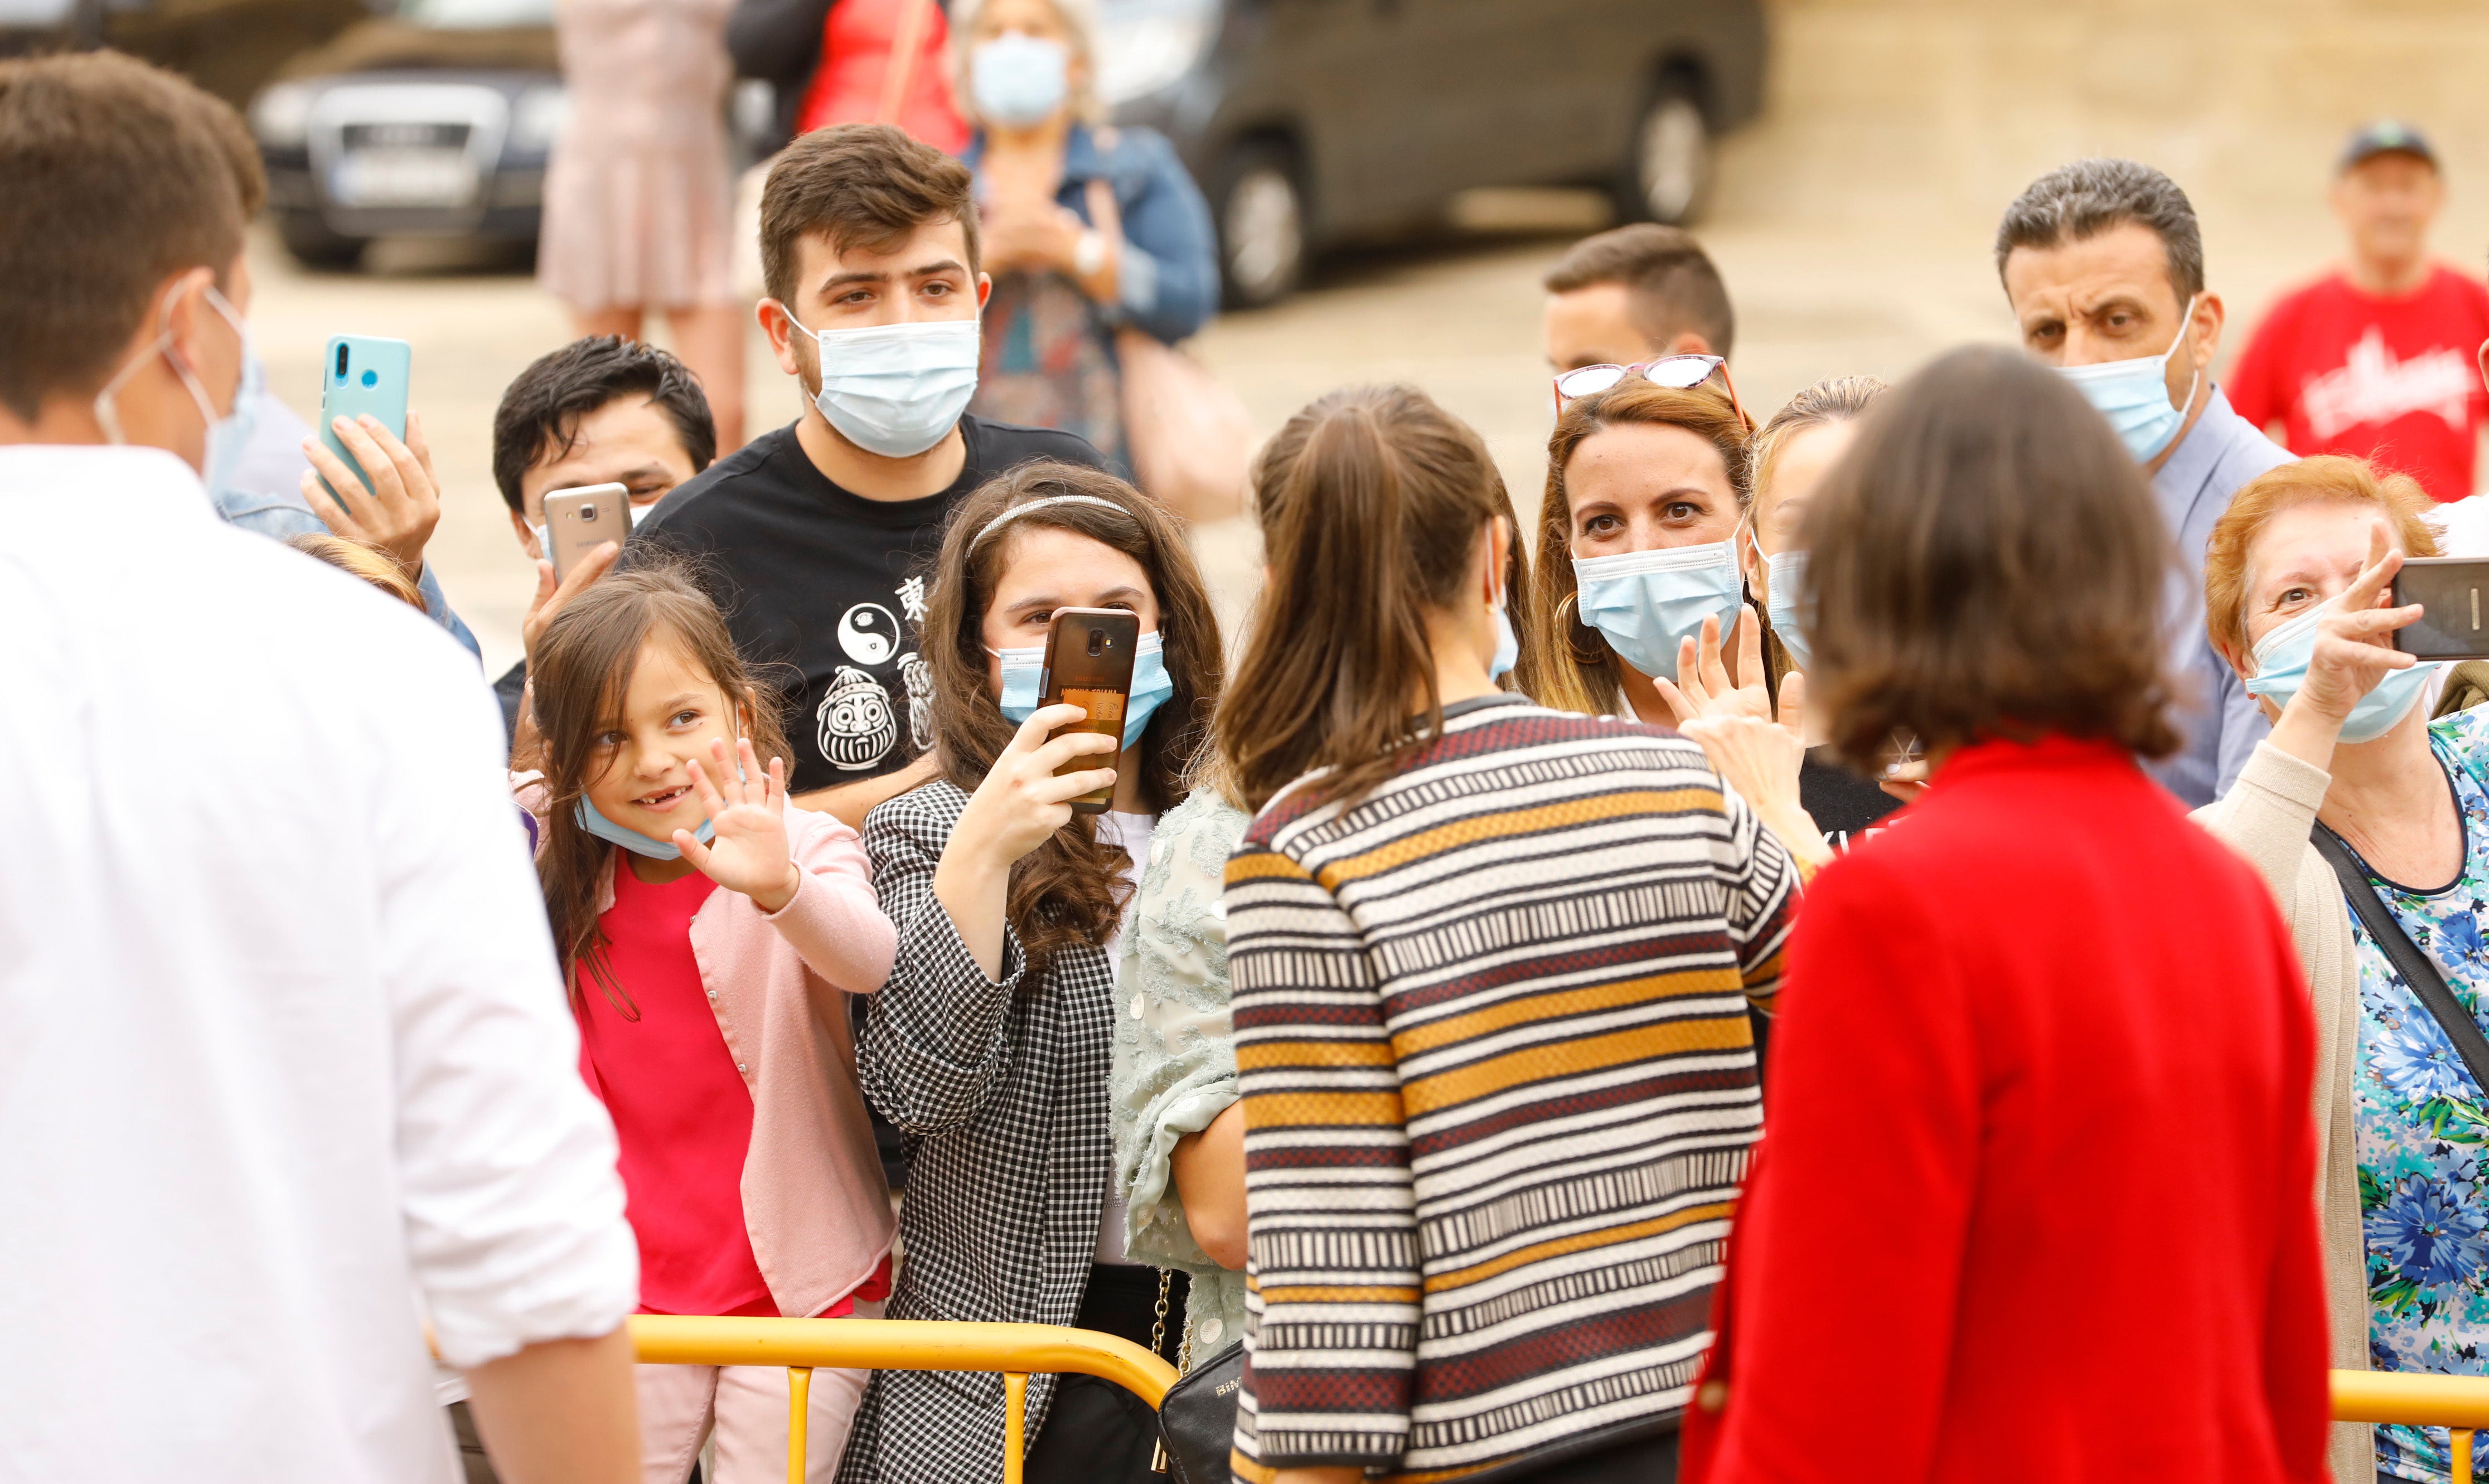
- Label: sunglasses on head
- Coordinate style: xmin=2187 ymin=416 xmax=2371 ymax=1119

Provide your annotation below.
xmin=1553 ymin=353 xmax=1752 ymax=429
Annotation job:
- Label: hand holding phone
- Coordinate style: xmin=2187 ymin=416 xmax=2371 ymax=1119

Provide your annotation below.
xmin=1038 ymin=608 xmax=1141 ymax=814
xmin=543 ymin=483 xmax=633 ymax=584
xmin=2393 ymin=557 xmax=2489 ymax=661
xmin=314 ymin=335 xmax=411 ymax=508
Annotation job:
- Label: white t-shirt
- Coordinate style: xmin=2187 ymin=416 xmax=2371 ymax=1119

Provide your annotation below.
xmin=1091 ymin=808 xmax=1159 ymax=1265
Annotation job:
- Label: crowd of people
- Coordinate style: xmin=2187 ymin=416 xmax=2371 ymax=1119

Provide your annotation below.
xmin=12 ymin=33 xmax=2489 ymax=1484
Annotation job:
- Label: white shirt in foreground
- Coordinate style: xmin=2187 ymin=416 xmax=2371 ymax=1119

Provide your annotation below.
xmin=0 ymin=447 xmax=638 ymax=1484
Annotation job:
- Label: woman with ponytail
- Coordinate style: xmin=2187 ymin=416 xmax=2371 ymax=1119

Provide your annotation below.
xmin=1216 ymin=384 xmax=1805 ymax=1484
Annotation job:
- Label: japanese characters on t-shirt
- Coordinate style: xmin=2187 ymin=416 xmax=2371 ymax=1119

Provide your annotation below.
xmin=2230 ymin=264 xmax=2489 ymax=503
xmin=628 ymin=414 xmax=1109 ymax=793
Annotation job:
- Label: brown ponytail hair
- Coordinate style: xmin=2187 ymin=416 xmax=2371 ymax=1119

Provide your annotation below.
xmin=1218 ymin=384 xmax=1528 ymax=813
xmin=921 ymin=461 xmax=1223 ymax=976
xmin=530 ymin=561 xmax=793 ymax=1016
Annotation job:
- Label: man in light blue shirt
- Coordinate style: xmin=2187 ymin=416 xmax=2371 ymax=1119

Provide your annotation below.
xmin=1997 ymin=158 xmax=2292 ymax=806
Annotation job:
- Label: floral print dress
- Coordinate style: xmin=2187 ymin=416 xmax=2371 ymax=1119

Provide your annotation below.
xmin=2352 ymin=708 xmax=2489 ymax=1482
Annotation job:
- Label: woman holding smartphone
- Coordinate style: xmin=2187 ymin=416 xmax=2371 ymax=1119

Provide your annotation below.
xmin=2196 ymin=455 xmax=2489 ymax=1484
xmin=844 ymin=461 xmax=1226 ymax=1484
xmin=1219 ymin=384 xmax=1803 ymax=1484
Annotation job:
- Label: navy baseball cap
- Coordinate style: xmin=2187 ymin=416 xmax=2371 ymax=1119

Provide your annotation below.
xmin=2340 ymin=120 xmax=2438 ymax=172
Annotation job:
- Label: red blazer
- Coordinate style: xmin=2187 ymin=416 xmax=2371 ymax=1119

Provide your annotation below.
xmin=1681 ymin=736 xmax=2330 ymax=1484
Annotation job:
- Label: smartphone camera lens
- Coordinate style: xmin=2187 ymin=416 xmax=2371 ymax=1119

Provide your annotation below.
xmin=1086 ymin=628 xmax=1105 ymax=657
xmin=334 ymin=344 xmax=350 ymax=381
xmin=579 ymin=506 xmax=597 ymax=522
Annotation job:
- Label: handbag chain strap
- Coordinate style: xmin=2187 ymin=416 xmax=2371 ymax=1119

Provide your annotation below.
xmin=2312 ymin=821 xmax=2489 ymax=1094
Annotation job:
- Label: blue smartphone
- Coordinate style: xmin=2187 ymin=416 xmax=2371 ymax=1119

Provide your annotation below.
xmin=316 ymin=334 xmax=411 ymax=509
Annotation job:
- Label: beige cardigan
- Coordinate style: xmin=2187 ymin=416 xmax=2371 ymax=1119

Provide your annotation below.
xmin=2191 ymin=741 xmax=2368 ymax=1482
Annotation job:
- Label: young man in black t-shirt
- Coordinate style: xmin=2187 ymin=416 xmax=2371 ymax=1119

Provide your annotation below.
xmin=633 ymin=124 xmax=1105 ymax=827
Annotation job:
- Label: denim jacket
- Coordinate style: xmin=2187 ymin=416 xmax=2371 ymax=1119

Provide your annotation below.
xmin=965 ymin=123 xmax=1219 ymax=346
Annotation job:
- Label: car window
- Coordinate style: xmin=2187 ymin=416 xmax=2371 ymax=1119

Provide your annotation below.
xmin=397 ymin=0 xmax=555 ymax=28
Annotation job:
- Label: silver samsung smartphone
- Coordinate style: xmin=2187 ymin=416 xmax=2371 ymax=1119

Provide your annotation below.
xmin=543 ymin=483 xmax=632 ymax=583
xmin=2394 ymin=557 xmax=2489 ymax=662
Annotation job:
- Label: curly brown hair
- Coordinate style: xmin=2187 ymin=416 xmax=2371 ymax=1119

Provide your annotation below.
xmin=921 ymin=462 xmax=1223 ymax=976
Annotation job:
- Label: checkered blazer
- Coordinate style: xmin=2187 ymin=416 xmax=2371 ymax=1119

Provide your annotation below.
xmin=836 ymin=781 xmax=1118 ymax=1484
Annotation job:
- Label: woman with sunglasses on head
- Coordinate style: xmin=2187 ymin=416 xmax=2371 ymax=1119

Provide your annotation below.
xmin=844 ymin=462 xmax=1224 ymax=1484
xmin=1221 ymin=383 xmax=1802 ymax=1484
xmin=1533 ymin=363 xmax=1836 ymax=893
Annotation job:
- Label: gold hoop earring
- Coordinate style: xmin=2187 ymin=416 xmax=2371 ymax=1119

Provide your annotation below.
xmin=1556 ymin=591 xmax=1611 ymax=670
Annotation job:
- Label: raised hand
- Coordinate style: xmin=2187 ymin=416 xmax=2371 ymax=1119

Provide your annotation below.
xmin=675 ymin=737 xmax=802 ymax=913
xmin=933 ymin=702 xmax=1122 ymax=980
xmin=1655 ymin=605 xmax=1774 ymax=727
xmin=2290 ymin=523 xmax=2421 ymax=727
xmin=1683 ymin=666 xmax=1832 ymax=876
xmin=301 ymin=409 xmax=443 ymax=580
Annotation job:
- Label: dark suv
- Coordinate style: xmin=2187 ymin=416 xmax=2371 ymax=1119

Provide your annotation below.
xmin=1098 ymin=0 xmax=1767 ymax=306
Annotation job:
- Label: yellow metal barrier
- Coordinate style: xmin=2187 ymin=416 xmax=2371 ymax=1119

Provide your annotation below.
xmin=628 ymin=1316 xmax=1178 ymax=1484
xmin=2333 ymin=1370 xmax=2489 ymax=1484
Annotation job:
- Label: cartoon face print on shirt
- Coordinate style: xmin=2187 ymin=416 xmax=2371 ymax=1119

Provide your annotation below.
xmin=817 ymin=666 xmax=898 ymax=771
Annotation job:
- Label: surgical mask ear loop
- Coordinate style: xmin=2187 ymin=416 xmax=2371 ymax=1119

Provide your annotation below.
xmin=92 ymin=278 xmax=243 ymax=450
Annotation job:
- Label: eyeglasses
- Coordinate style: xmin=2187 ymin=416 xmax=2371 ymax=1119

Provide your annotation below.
xmin=1552 ymin=353 xmax=1752 ymax=429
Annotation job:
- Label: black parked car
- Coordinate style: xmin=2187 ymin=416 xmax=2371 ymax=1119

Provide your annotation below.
xmin=249 ymin=0 xmax=566 ymax=266
xmin=1097 ymin=0 xmax=1766 ymax=306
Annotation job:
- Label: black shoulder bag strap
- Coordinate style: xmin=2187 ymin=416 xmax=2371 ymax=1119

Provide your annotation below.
xmin=2311 ymin=822 xmax=2489 ymax=1094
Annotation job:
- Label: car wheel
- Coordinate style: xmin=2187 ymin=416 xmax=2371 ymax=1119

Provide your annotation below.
xmin=278 ymin=212 xmax=368 ymax=270
xmin=1618 ymin=77 xmax=1712 ymax=226
xmin=1214 ymin=143 xmax=1306 ymax=310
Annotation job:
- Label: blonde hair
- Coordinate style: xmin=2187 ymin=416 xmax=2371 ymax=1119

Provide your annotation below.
xmin=1745 ymin=375 xmax=1887 ymax=510
xmin=2205 ymin=455 xmax=2439 ymax=656
xmin=952 ymin=0 xmax=1103 ymax=126
xmin=285 ymin=533 xmax=424 ymax=612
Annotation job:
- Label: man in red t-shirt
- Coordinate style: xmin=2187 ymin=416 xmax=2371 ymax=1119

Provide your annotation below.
xmin=2231 ymin=122 xmax=2489 ymax=502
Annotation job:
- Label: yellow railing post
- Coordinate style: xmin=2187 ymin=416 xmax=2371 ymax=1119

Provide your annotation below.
xmin=1004 ymin=1373 xmax=1028 ymax=1484
xmin=630 ymin=1316 xmax=1177 ymax=1484
xmin=786 ymin=1366 xmax=812 ymax=1484
xmin=2330 ymin=1370 xmax=2489 ymax=1484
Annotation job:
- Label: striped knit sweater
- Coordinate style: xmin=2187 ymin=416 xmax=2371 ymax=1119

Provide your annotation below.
xmin=1226 ymin=695 xmax=1800 ymax=1482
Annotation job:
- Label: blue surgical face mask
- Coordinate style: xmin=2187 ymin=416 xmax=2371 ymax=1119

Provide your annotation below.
xmin=1571 ymin=540 xmax=1742 ymax=681
xmin=1490 ymin=591 xmax=1519 ymax=681
xmin=95 ymin=283 xmax=255 ymax=480
xmin=2055 ymin=293 xmax=2202 ymax=464
xmin=2243 ymin=598 xmax=2440 ymax=744
xmin=782 ymin=311 xmax=981 ymax=459
xmin=576 ymin=796 xmax=717 ymax=860
xmin=993 ymin=629 xmax=1174 ymax=749
xmin=971 ymin=33 xmax=1071 ymax=128
xmin=1764 ymin=547 xmax=1810 ymax=671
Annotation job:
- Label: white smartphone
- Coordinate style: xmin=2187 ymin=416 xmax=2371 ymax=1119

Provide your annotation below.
xmin=543 ymin=483 xmax=632 ymax=583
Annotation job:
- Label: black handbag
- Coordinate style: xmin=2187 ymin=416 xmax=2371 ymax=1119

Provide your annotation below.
xmin=1154 ymin=1339 xmax=1244 ymax=1484
xmin=2311 ymin=823 xmax=2489 ymax=1090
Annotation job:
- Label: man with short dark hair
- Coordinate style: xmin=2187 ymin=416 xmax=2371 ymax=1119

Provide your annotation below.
xmin=0 ymin=51 xmax=638 ymax=1484
xmin=1997 ymin=157 xmax=2290 ymax=807
xmin=1541 ymin=222 xmax=1735 ymax=374
xmin=487 ymin=334 xmax=719 ymax=740
xmin=633 ymin=123 xmax=1107 ymax=827
xmin=2230 ymin=123 xmax=2489 ymax=503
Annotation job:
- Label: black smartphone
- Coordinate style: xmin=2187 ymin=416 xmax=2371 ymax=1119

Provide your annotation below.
xmin=1038 ymin=608 xmax=1141 ymax=815
xmin=2393 ymin=557 xmax=2489 ymax=660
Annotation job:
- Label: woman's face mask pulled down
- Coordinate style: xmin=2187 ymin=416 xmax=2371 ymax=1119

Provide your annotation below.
xmin=2235 ymin=501 xmax=2437 ymax=745
xmin=578 ymin=632 xmax=754 ymax=862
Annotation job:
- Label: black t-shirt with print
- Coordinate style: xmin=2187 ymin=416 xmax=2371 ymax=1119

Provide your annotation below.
xmin=629 ymin=414 xmax=1107 ymax=793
